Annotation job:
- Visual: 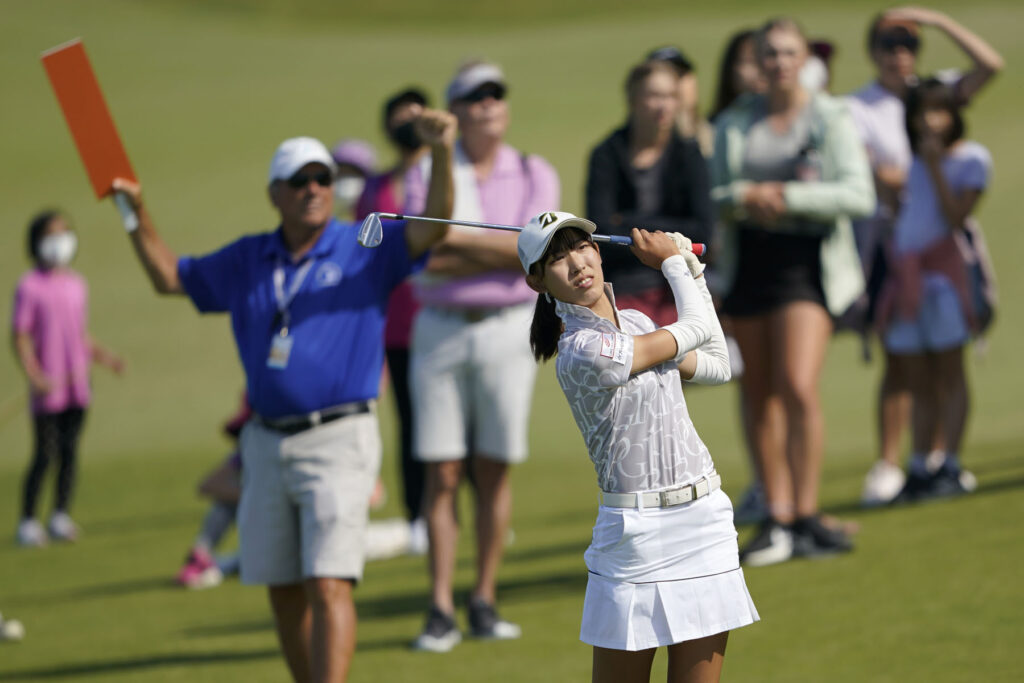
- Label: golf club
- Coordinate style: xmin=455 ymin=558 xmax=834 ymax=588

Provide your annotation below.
xmin=357 ymin=212 xmax=706 ymax=256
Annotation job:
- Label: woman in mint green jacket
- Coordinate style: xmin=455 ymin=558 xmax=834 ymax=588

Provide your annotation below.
xmin=710 ymin=17 xmax=874 ymax=567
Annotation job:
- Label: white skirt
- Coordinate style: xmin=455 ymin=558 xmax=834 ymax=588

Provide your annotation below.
xmin=580 ymin=488 xmax=759 ymax=650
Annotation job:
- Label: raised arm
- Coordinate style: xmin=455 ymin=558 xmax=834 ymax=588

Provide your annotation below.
xmin=111 ymin=178 xmax=184 ymax=295
xmin=405 ymin=109 xmax=457 ymax=260
xmin=886 ymin=7 xmax=1004 ymax=102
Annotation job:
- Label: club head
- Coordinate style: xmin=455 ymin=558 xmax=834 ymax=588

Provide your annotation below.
xmin=357 ymin=213 xmax=383 ymax=248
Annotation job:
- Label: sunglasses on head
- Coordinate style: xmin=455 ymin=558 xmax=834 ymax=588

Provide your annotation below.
xmin=285 ymin=170 xmax=333 ymax=189
xmin=878 ymin=32 xmax=920 ymax=54
xmin=460 ymin=84 xmax=506 ymax=103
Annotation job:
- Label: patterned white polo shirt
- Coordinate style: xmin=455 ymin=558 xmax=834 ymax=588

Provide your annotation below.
xmin=555 ymin=286 xmax=715 ymax=494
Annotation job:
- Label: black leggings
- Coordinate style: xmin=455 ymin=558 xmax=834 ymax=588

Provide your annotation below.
xmin=386 ymin=347 xmax=425 ymax=522
xmin=22 ymin=407 xmax=86 ymax=519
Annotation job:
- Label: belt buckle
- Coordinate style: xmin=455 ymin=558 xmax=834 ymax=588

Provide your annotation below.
xmin=694 ymin=476 xmax=710 ymax=499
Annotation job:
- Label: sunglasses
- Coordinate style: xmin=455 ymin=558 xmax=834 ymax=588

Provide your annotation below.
xmin=877 ymin=33 xmax=920 ymax=54
xmin=460 ymin=85 xmax=506 ymax=103
xmin=285 ymin=170 xmax=333 ymax=189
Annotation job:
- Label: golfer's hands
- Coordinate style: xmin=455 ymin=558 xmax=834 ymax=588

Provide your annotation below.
xmin=111 ymin=177 xmax=143 ymax=210
xmin=630 ymin=228 xmax=680 ymax=270
xmin=415 ymin=109 xmax=458 ymax=149
xmin=743 ymin=182 xmax=786 ymax=225
xmin=666 ymin=233 xmax=704 ymax=277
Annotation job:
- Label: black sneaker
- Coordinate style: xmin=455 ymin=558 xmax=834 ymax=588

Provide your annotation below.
xmin=411 ymin=606 xmax=461 ymax=653
xmin=467 ymin=597 xmax=521 ymax=640
xmin=790 ymin=515 xmax=853 ymax=558
xmin=739 ymin=518 xmax=793 ymax=567
xmin=892 ymin=470 xmax=933 ymax=504
xmin=928 ymin=462 xmax=974 ymax=499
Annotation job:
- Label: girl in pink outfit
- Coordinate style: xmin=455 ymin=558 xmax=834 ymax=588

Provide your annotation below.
xmin=11 ymin=211 xmax=123 ymax=547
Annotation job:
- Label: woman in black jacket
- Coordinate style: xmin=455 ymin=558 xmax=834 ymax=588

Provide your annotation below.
xmin=585 ymin=60 xmax=714 ymax=325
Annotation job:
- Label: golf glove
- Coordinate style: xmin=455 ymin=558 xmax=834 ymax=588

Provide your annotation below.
xmin=666 ymin=232 xmax=704 ymax=278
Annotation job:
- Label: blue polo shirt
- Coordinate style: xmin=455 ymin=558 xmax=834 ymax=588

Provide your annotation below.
xmin=178 ymin=218 xmax=419 ymax=419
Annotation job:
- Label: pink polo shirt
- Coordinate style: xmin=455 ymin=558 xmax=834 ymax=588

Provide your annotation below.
xmin=11 ymin=268 xmax=92 ymax=414
xmin=405 ymin=143 xmax=561 ymax=308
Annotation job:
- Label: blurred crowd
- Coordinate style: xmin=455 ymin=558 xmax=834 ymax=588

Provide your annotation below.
xmin=9 ymin=6 xmax=1002 ymax=681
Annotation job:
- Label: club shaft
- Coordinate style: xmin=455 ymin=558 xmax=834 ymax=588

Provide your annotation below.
xmin=372 ymin=212 xmax=705 ymax=256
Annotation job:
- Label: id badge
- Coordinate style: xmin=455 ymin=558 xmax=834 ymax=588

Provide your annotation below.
xmin=267 ymin=332 xmax=294 ymax=369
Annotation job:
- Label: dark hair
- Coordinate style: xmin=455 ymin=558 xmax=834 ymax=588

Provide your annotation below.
xmin=528 ymin=227 xmax=595 ymax=362
xmin=624 ymin=60 xmax=678 ymax=100
xmin=27 ymin=210 xmax=61 ymax=262
xmin=383 ymin=87 xmax=429 ymax=127
xmin=904 ymin=77 xmax=965 ymax=154
xmin=709 ymin=29 xmax=755 ymax=122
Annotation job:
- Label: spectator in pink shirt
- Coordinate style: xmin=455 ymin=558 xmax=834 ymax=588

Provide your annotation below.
xmin=404 ymin=59 xmax=560 ymax=652
xmin=11 ymin=211 xmax=123 ymax=547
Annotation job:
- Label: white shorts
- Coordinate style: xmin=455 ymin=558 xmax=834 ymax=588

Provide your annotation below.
xmin=411 ymin=302 xmax=537 ymax=463
xmin=885 ymin=275 xmax=969 ymax=354
xmin=580 ymin=488 xmax=759 ymax=650
xmin=238 ymin=413 xmax=381 ymax=585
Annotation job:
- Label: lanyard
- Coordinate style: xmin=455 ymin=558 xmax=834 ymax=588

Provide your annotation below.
xmin=272 ymin=257 xmax=314 ymax=337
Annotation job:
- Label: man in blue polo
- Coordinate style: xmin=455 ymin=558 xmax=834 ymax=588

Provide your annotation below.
xmin=111 ymin=109 xmax=456 ymax=683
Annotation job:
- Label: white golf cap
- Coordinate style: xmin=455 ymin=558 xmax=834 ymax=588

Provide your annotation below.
xmin=446 ymin=62 xmax=507 ymax=103
xmin=267 ymin=137 xmax=337 ymax=184
xmin=517 ymin=211 xmax=597 ymax=273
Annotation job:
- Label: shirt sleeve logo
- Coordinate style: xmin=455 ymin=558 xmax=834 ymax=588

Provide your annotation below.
xmin=600 ymin=332 xmax=628 ymax=365
xmin=315 ymin=262 xmax=343 ymax=288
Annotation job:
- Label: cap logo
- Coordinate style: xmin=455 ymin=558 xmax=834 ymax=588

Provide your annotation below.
xmin=539 ymin=212 xmax=558 ymax=228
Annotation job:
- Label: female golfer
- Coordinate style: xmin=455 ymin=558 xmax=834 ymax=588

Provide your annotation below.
xmin=518 ymin=212 xmax=758 ymax=683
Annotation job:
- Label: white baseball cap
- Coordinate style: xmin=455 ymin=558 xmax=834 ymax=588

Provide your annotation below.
xmin=267 ymin=137 xmax=337 ymax=184
xmin=517 ymin=211 xmax=597 ymax=273
xmin=446 ymin=62 xmax=507 ymax=103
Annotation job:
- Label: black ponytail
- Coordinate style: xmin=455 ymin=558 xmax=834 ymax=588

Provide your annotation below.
xmin=530 ymin=293 xmax=563 ymax=362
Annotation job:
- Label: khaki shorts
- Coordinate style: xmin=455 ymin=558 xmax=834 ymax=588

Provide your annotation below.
xmin=411 ymin=302 xmax=537 ymax=463
xmin=238 ymin=412 xmax=381 ymax=585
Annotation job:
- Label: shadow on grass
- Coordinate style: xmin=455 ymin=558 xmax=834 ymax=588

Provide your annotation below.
xmin=822 ymin=472 xmax=1024 ymax=518
xmin=6 ymin=576 xmax=173 ymax=609
xmin=184 ymin=619 xmax=274 ymax=638
xmin=84 ymin=509 xmax=195 ymax=537
xmin=0 ymin=648 xmax=279 ymax=680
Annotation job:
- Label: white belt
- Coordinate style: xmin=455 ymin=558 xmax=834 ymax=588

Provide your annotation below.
xmin=600 ymin=472 xmax=722 ymax=509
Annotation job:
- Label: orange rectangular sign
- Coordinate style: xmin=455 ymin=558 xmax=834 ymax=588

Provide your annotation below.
xmin=41 ymin=39 xmax=136 ymax=199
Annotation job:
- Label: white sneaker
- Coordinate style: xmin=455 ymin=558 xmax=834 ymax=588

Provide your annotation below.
xmin=407 ymin=517 xmax=429 ymax=556
xmin=861 ymin=461 xmax=907 ymax=507
xmin=16 ymin=519 xmax=47 ymax=548
xmin=739 ymin=519 xmax=793 ymax=567
xmin=47 ymin=512 xmax=80 ymax=542
xmin=412 ymin=607 xmax=462 ymax=653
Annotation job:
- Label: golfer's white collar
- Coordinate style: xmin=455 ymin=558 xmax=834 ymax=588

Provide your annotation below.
xmin=554 ymin=284 xmax=620 ymax=331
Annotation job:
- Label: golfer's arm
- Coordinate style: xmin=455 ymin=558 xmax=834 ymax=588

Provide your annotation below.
xmin=407 ymin=142 xmax=454 ymax=259
xmin=127 ymin=201 xmax=184 ymax=295
xmin=938 ymin=14 xmax=1004 ymax=101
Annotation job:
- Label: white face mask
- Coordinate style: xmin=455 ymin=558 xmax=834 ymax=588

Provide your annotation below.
xmin=333 ymin=177 xmax=365 ymax=208
xmin=799 ymin=56 xmax=828 ymax=94
xmin=38 ymin=232 xmax=78 ymax=267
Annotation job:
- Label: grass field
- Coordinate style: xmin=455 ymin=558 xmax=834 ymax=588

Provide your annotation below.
xmin=1 ymin=1 xmax=1022 ymax=680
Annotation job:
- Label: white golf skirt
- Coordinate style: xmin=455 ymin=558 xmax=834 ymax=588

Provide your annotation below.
xmin=580 ymin=488 xmax=759 ymax=651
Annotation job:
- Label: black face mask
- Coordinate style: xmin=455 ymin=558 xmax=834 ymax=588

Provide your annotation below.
xmin=389 ymin=121 xmax=423 ymax=151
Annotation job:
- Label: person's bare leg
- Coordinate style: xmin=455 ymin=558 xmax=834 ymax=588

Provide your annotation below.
xmin=304 ymin=577 xmax=356 ymax=683
xmin=423 ymin=460 xmax=464 ymax=613
xmin=935 ymin=346 xmax=968 ymax=456
xmin=666 ymin=632 xmax=729 ymax=683
xmin=904 ymin=353 xmax=936 ymax=457
xmin=733 ymin=315 xmax=792 ymax=523
xmin=269 ymin=583 xmax=312 ymax=683
xmin=878 ymin=352 xmax=912 ymax=466
xmin=774 ymin=302 xmax=832 ymax=519
xmin=592 ymin=646 xmax=658 ymax=683
xmin=470 ymin=456 xmax=511 ymax=603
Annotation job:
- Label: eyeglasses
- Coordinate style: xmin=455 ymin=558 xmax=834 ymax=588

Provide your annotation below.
xmin=285 ymin=171 xmax=333 ymax=189
xmin=877 ymin=33 xmax=920 ymax=54
xmin=460 ymin=85 xmax=506 ymax=103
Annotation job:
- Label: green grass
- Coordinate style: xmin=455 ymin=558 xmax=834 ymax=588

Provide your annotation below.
xmin=1 ymin=1 xmax=1023 ymax=680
